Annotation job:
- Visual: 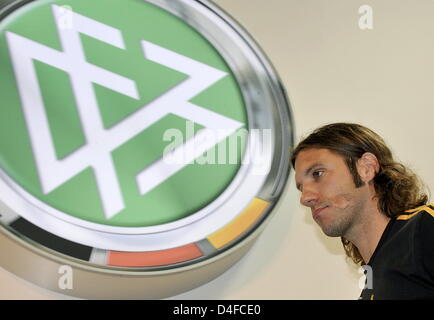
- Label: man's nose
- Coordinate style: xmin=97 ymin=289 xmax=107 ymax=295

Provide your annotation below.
xmin=300 ymin=187 xmax=319 ymax=207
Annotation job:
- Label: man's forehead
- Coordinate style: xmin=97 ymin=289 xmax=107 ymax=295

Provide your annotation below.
xmin=295 ymin=148 xmax=335 ymax=167
xmin=294 ymin=148 xmax=344 ymax=177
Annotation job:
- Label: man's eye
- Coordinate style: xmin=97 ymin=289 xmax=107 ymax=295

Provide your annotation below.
xmin=312 ymin=170 xmax=324 ymax=178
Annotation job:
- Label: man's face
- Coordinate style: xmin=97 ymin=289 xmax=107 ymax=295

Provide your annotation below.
xmin=294 ymin=148 xmax=369 ymax=237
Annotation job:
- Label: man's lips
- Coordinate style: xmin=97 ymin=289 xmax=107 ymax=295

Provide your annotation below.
xmin=313 ymin=206 xmax=328 ymax=217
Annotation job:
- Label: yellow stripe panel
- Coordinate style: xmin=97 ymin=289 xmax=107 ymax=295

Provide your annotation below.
xmin=405 ymin=203 xmax=434 ymax=213
xmin=426 ymin=207 xmax=434 ymax=218
xmin=397 ymin=212 xmax=419 ymax=220
xmin=207 ymin=198 xmax=270 ymax=249
xmin=398 ymin=204 xmax=434 ymax=220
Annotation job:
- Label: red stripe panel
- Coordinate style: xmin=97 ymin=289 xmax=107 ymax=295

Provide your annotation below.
xmin=108 ymin=243 xmax=203 ymax=267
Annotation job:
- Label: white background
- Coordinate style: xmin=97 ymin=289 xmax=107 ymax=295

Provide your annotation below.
xmin=1 ymin=0 xmax=434 ymax=299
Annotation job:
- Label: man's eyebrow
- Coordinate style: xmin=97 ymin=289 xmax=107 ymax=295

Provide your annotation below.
xmin=295 ymin=163 xmax=324 ymax=191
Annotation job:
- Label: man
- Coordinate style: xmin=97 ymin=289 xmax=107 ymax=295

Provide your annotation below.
xmin=291 ymin=123 xmax=434 ymax=299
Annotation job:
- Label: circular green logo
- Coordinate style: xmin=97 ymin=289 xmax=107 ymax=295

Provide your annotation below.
xmin=0 ymin=0 xmax=247 ymax=227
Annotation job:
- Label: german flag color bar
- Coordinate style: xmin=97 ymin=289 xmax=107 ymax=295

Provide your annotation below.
xmin=106 ymin=198 xmax=270 ymax=268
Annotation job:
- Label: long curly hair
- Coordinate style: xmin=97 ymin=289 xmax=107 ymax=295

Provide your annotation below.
xmin=291 ymin=123 xmax=429 ymax=265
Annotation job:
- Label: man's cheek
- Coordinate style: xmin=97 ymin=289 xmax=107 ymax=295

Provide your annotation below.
xmin=329 ymin=193 xmax=353 ymax=209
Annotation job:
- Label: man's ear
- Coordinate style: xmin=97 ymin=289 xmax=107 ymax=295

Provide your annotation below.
xmin=357 ymin=152 xmax=380 ymax=184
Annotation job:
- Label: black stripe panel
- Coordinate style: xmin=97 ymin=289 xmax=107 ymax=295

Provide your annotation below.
xmin=10 ymin=218 xmax=92 ymax=261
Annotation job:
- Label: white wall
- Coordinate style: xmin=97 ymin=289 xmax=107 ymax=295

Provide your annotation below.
xmin=1 ymin=0 xmax=433 ymax=299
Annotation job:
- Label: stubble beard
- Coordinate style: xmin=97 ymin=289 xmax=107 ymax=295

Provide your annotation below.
xmin=316 ymin=195 xmax=365 ymax=238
